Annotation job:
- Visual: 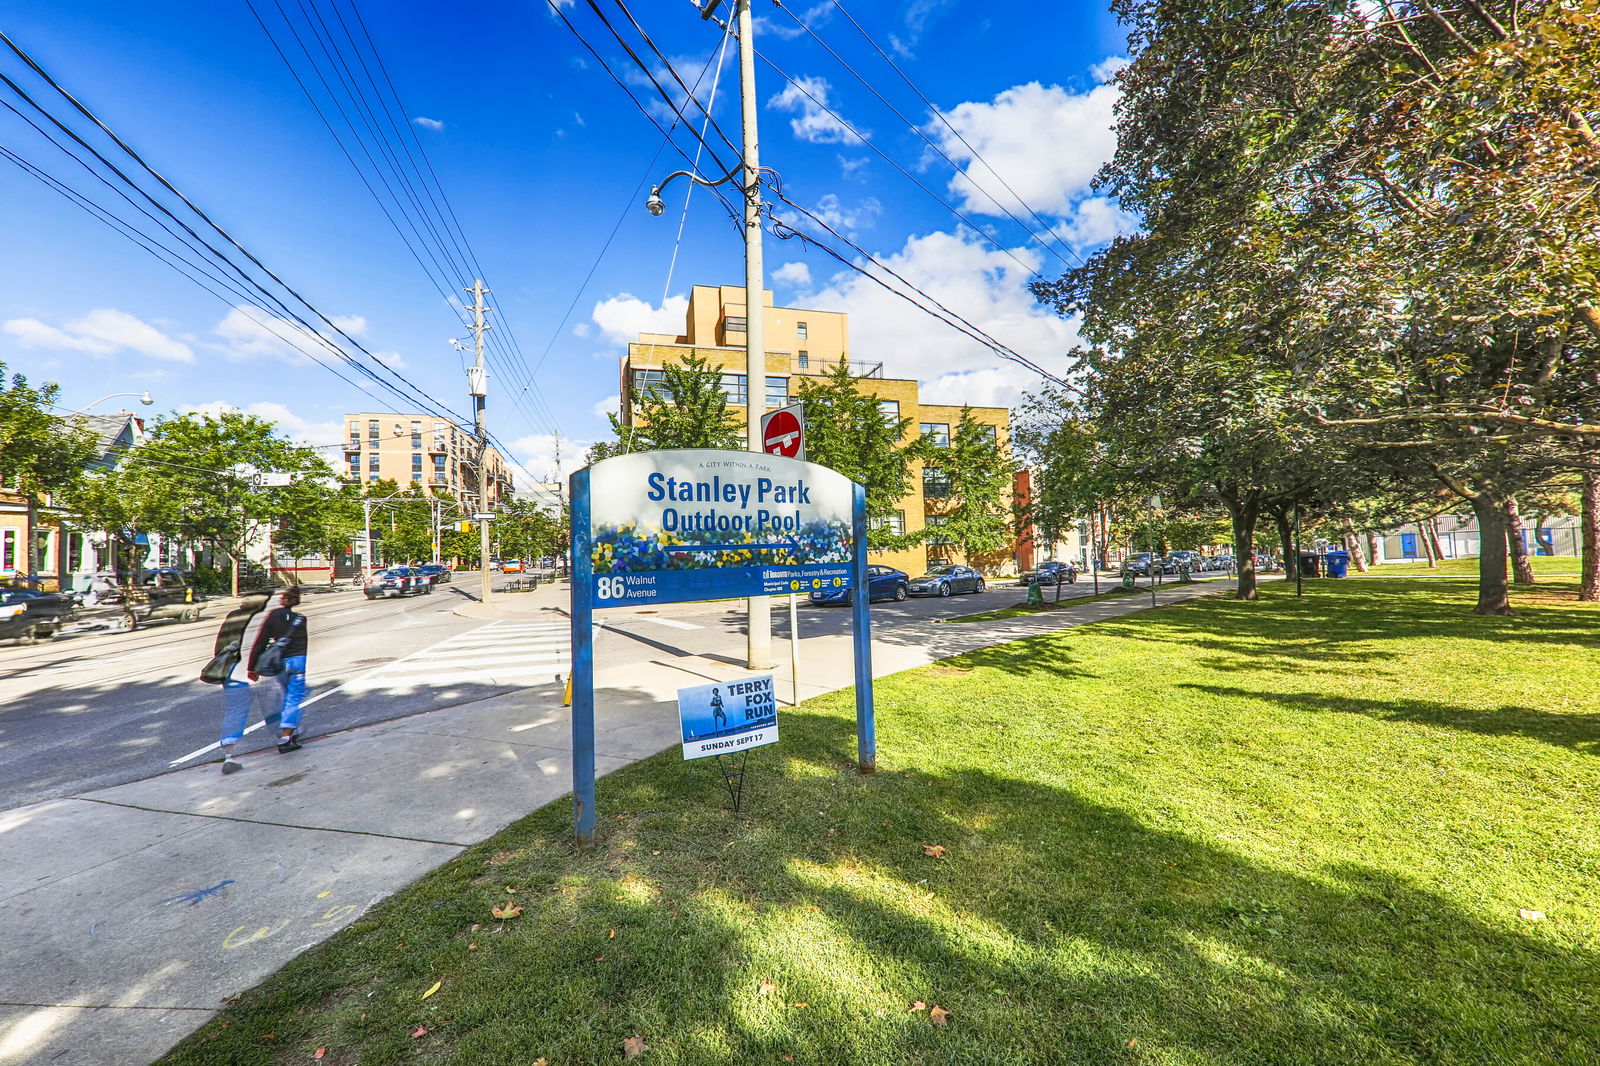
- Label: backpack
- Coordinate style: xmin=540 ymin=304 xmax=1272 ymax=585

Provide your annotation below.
xmin=254 ymin=614 xmax=303 ymax=677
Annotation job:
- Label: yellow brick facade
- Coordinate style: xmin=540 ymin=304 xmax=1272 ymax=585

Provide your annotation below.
xmin=621 ymin=285 xmax=1019 ymax=578
xmin=341 ymin=413 xmax=512 ymax=509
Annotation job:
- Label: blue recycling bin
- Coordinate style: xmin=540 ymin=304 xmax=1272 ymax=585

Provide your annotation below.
xmin=1324 ymin=550 xmax=1351 ymax=578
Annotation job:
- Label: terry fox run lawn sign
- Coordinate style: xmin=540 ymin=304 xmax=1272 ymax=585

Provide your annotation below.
xmin=569 ymin=449 xmax=876 ymax=843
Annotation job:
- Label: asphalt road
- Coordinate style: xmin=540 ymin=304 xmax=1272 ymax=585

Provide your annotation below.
xmin=0 ymin=569 xmax=1207 ymax=812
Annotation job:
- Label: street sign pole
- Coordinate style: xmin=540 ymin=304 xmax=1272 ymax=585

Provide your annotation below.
xmin=850 ymin=482 xmax=875 ymax=773
xmin=570 ymin=468 xmax=596 ymax=846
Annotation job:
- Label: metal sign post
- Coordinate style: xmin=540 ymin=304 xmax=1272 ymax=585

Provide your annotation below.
xmin=569 ymin=449 xmax=874 ymax=845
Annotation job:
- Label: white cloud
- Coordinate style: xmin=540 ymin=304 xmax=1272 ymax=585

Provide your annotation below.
xmin=806 ymin=228 xmax=1079 ymax=409
xmin=572 ymin=322 xmax=591 ymax=338
xmin=507 ymin=432 xmax=588 ymax=484
xmin=178 ymin=400 xmax=344 ymax=449
xmin=1090 ymin=56 xmax=1131 ymax=83
xmin=590 ymin=293 xmax=688 ymax=347
xmin=933 ymin=80 xmax=1119 ymax=219
xmin=754 ymin=3 xmax=834 ymax=39
xmin=768 ymin=75 xmax=866 ymax=145
xmin=771 ymin=261 xmax=812 ymax=290
xmin=4 ymin=309 xmax=195 ymax=363
xmin=329 ymin=314 xmax=367 ymax=337
xmin=592 ymin=394 xmax=620 ymax=421
xmin=212 ymin=306 xmax=322 ymax=365
xmin=372 ymin=350 xmax=409 ymax=370
xmin=1054 ymin=196 xmax=1139 ymax=249
xmin=413 ymin=116 xmax=444 ymax=131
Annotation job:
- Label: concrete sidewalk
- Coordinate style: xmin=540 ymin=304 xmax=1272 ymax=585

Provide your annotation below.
xmin=0 ymin=578 xmax=1230 ymax=1065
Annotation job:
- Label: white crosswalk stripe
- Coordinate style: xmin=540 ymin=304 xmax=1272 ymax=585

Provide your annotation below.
xmin=341 ymin=621 xmax=572 ymax=693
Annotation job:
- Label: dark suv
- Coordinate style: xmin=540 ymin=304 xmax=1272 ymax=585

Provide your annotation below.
xmin=0 ymin=587 xmax=71 ymax=643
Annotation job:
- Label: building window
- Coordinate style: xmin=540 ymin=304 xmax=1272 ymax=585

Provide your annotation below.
xmin=631 ymin=368 xmax=674 ymax=403
xmin=348 ymin=422 xmax=360 ymax=447
xmin=924 ymin=514 xmax=953 ymax=545
xmin=412 ymin=454 xmax=423 ymax=481
xmin=878 ymin=399 xmax=900 ymax=421
xmin=719 ymin=373 xmax=748 ymax=405
xmin=875 ymin=510 xmax=905 ymax=535
xmin=921 ymin=422 xmax=950 ymax=448
xmin=923 ymin=467 xmax=951 ymax=497
xmin=796 ymin=321 xmax=808 ymax=339
xmin=410 ymin=421 xmax=422 ymax=448
xmin=368 ymin=453 xmax=381 ymax=474
xmin=346 ymin=454 xmax=360 ymax=480
xmin=766 ymin=376 xmax=788 ymax=407
xmin=368 ymin=472 xmax=380 ymax=483
xmin=432 ymin=455 xmax=446 ymax=481
xmin=974 ymin=424 xmax=998 ymax=448
xmin=724 ymin=315 xmax=747 ymax=333
xmin=797 ymin=350 xmax=809 ymax=369
xmin=367 ymin=419 xmax=380 ymax=443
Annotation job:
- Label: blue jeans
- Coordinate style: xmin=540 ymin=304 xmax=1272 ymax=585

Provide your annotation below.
xmin=219 ymin=656 xmax=307 ymax=746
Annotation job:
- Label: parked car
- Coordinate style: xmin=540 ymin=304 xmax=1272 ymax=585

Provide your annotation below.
xmin=1165 ymin=550 xmax=1202 ymax=573
xmin=0 ymin=587 xmax=71 ymax=643
xmin=1121 ymin=552 xmax=1160 ymax=577
xmin=810 ymin=564 xmax=910 ymax=605
xmin=416 ymin=563 xmax=452 ymax=584
xmin=1022 ymin=560 xmax=1077 ymax=586
xmin=70 ymin=581 xmax=205 ymax=633
xmin=908 ymin=564 xmax=986 ymax=597
xmin=501 ymin=559 xmax=524 ymax=574
xmin=365 ymin=567 xmax=429 ymax=599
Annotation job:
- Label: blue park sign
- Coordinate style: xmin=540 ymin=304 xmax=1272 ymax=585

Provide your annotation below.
xmin=569 ymin=449 xmax=877 ymax=844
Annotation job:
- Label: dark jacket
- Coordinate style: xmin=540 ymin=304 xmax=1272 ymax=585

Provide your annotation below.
xmin=249 ymin=607 xmax=308 ymax=669
xmin=214 ymin=594 xmax=270 ymax=656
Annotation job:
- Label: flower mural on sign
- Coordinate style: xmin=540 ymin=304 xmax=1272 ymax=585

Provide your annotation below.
xmin=591 ymin=520 xmax=850 ymax=575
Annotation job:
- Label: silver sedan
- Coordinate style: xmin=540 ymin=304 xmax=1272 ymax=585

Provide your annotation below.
xmin=907 ymin=565 xmax=986 ymax=597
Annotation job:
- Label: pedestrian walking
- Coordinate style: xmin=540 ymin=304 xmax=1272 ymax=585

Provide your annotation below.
xmin=212 ymin=587 xmax=307 ymax=773
xmin=247 ymin=585 xmax=310 ymax=755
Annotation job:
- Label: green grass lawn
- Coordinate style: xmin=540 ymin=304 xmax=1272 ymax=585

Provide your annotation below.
xmin=162 ymin=577 xmax=1600 ymax=1066
xmin=1358 ymin=556 xmax=1582 ymax=578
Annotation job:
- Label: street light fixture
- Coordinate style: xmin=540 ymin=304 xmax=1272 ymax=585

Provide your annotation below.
xmin=70 ymin=391 xmax=154 ymax=415
xmin=645 ymin=163 xmax=748 ymax=217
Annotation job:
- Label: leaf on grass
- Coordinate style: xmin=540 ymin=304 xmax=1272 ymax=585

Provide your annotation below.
xmin=759 ymin=980 xmax=776 ymax=996
xmin=468 ymin=943 xmax=478 ymax=950
xmin=622 ymin=1034 xmax=648 ymax=1059
xmin=792 ymin=1001 xmax=809 ymax=1008
xmin=930 ymin=1005 xmax=950 ymax=1026
xmin=421 ymin=980 xmax=441 ymax=1000
xmin=609 ymin=928 xmax=616 ymax=938
xmin=1127 ymin=1038 xmax=1138 ymax=1048
xmin=314 ymin=1050 xmax=326 ymax=1060
xmin=411 ymin=1025 xmax=428 ymax=1038
xmin=909 ymin=1000 xmax=926 ymax=1012
xmin=491 ymin=901 xmax=523 ymax=919
xmin=923 ymin=844 xmax=946 ymax=858
xmin=534 ymin=1059 xmax=548 ymax=1066
xmin=783 ymin=1056 xmax=794 ymax=1062
xmin=1518 ymin=908 xmax=1545 ymax=921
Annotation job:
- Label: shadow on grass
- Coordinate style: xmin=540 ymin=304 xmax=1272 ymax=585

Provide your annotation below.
xmin=160 ymin=710 xmax=1599 ymax=1066
xmin=1187 ymin=684 xmax=1600 ymax=756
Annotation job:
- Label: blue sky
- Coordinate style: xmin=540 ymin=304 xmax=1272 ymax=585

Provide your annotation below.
xmin=0 ymin=0 xmax=1129 ymax=484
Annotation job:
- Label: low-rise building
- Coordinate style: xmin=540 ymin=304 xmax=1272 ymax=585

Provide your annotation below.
xmin=620 ymin=284 xmax=1020 ymax=577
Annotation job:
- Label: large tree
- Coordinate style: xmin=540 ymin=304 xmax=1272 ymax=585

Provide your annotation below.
xmin=1034 ymin=0 xmax=1600 ymax=613
xmin=617 ymin=352 xmax=743 ymax=452
xmin=0 ymin=365 xmax=98 ymax=580
xmin=793 ymin=359 xmax=930 ymax=551
xmin=930 ymin=406 xmax=1016 ymax=568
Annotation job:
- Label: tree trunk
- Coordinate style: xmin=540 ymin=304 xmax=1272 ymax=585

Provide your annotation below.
xmin=1343 ymin=518 xmax=1369 ymax=572
xmin=1426 ymin=517 xmax=1447 ymax=561
xmin=1581 ymin=462 xmax=1599 ymax=602
xmin=1503 ymin=498 xmax=1536 ymax=585
xmin=1418 ymin=522 xmax=1437 ymax=568
xmin=1367 ymin=530 xmax=1381 ymax=567
xmin=1530 ymin=516 xmax=1555 ymax=557
xmin=1469 ymin=494 xmax=1514 ymax=615
xmin=1269 ymin=506 xmax=1295 ymax=579
xmin=1222 ymin=489 xmax=1261 ymax=601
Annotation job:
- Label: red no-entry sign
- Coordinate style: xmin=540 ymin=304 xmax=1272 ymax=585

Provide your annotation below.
xmin=761 ymin=404 xmax=805 ymax=459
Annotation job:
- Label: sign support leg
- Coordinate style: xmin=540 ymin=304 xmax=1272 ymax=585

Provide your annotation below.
xmin=714 ymin=750 xmax=752 ymax=812
xmin=850 ymin=484 xmax=875 ymax=773
xmin=570 ymin=469 xmax=597 ymax=846
xmin=788 ymin=592 xmax=800 ymax=707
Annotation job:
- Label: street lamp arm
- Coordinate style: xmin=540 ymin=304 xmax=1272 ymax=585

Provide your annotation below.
xmin=646 ymin=164 xmax=777 ymax=216
xmin=67 ymin=391 xmax=155 ymax=416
